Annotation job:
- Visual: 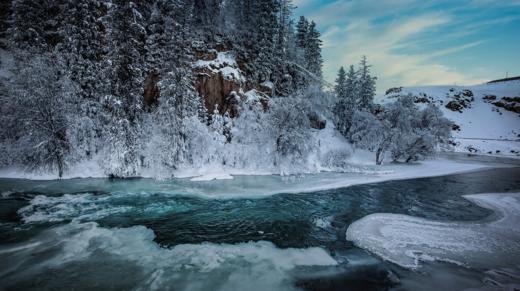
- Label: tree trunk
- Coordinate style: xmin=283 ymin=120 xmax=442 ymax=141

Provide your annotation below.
xmin=376 ymin=147 xmax=384 ymax=165
xmin=55 ymin=152 xmax=63 ymax=178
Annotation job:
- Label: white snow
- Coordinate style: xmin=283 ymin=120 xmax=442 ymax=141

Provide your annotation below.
xmin=313 ymin=216 xmax=333 ymax=229
xmin=260 ymin=81 xmax=274 ymax=90
xmin=163 ymin=158 xmax=507 ymax=198
xmin=190 ymin=172 xmax=234 ymax=181
xmin=193 ymin=51 xmax=245 ymax=82
xmin=8 ymin=158 xmax=507 ymax=200
xmin=383 ymin=81 xmax=520 ymax=158
xmin=346 ymin=192 xmax=520 ymax=270
xmin=0 ymin=222 xmax=337 ymax=291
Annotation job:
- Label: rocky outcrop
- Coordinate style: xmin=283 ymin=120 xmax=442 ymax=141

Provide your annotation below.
xmin=193 ymin=49 xmax=255 ymax=118
xmin=493 ymin=97 xmax=520 ymax=114
xmin=308 ymin=112 xmax=326 ymax=130
xmin=143 ymin=68 xmax=160 ymax=110
xmin=195 ymin=67 xmax=242 ymax=117
xmin=385 ymin=87 xmax=403 ymax=95
xmin=445 ymin=89 xmax=474 ymax=112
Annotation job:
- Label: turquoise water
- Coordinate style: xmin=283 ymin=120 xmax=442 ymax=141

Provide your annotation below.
xmin=0 ymin=167 xmax=519 ymax=290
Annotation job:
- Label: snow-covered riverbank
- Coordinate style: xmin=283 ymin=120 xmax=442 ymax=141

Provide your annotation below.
xmin=1 ymin=156 xmax=516 ymax=199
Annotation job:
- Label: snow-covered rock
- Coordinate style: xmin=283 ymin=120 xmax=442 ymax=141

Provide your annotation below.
xmin=193 ymin=51 xmax=245 ymax=83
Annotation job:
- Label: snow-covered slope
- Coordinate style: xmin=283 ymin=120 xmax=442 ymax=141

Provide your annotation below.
xmin=383 ymin=81 xmax=520 ymax=158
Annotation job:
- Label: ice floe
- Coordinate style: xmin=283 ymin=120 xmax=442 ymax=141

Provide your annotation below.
xmin=346 ymin=192 xmax=520 ymax=269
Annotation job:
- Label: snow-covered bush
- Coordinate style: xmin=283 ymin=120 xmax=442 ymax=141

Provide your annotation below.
xmin=349 ymin=95 xmax=452 ymax=164
xmin=349 ymin=110 xmax=391 ymax=165
xmin=386 ymin=96 xmax=452 ymax=162
xmin=0 ymin=53 xmax=77 ymax=177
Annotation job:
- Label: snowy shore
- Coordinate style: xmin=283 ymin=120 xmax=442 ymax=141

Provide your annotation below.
xmin=1 ymin=155 xmax=516 ymax=199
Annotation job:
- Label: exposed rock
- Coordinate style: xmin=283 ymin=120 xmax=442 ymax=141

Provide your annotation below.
xmin=194 ymin=49 xmax=217 ymax=61
xmin=493 ymin=97 xmax=520 ymax=114
xmin=193 ymin=50 xmax=249 ymax=117
xmin=467 ymin=146 xmax=478 ymax=153
xmin=308 ymin=112 xmax=326 ymax=130
xmin=385 ymin=87 xmax=403 ymax=95
xmin=461 ymin=89 xmax=473 ymax=98
xmin=195 ymin=67 xmax=242 ymax=117
xmin=502 ymin=96 xmax=520 ymax=103
xmin=414 ymin=96 xmax=431 ymax=104
xmin=483 ymin=95 xmax=497 ymax=102
xmin=143 ymin=68 xmax=160 ymax=110
xmin=445 ymin=89 xmax=474 ymax=112
xmin=452 ymin=124 xmax=461 ymax=131
xmin=446 ymin=101 xmax=463 ymax=112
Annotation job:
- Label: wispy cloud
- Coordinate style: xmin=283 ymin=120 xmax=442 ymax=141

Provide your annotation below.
xmin=295 ymin=0 xmax=519 ymax=91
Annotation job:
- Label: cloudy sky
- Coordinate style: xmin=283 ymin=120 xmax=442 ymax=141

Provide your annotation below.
xmin=293 ymin=0 xmax=520 ymax=92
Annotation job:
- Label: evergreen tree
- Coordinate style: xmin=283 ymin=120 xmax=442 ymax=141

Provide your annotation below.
xmin=295 ymin=16 xmax=308 ymax=49
xmin=277 ymin=0 xmax=295 ymax=57
xmin=345 ymin=65 xmax=359 ymax=109
xmin=101 ymin=0 xmax=150 ymax=176
xmin=335 ymin=66 xmax=347 ymax=99
xmin=193 ymin=0 xmax=222 ymax=28
xmin=306 ymin=21 xmax=323 ymax=79
xmin=252 ymin=0 xmax=280 ymax=82
xmin=9 ymin=0 xmax=67 ymax=50
xmin=357 ymin=56 xmax=377 ymax=111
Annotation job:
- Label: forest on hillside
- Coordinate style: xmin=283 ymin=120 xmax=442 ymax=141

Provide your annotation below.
xmin=0 ymin=0 xmax=451 ymax=178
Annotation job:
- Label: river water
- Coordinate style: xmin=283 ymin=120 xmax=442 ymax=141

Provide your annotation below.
xmin=0 ymin=167 xmax=519 ymax=291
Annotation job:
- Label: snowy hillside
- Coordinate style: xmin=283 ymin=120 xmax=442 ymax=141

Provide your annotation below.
xmin=384 ymin=81 xmax=520 ymax=158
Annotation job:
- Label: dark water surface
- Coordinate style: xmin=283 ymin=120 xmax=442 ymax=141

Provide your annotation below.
xmin=0 ymin=167 xmax=519 ymax=291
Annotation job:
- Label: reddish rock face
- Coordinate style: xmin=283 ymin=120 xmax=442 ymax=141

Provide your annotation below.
xmin=194 ymin=50 xmax=217 ymax=61
xmin=195 ymin=67 xmax=242 ymax=117
xmin=193 ymin=49 xmax=246 ymax=118
xmin=143 ymin=68 xmax=160 ymax=111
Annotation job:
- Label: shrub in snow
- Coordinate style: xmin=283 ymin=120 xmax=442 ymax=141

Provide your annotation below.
xmin=0 ymin=54 xmax=77 ymax=177
xmin=349 ymin=95 xmax=452 ymax=164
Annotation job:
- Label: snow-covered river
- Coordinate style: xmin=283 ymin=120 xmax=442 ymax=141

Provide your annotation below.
xmin=0 ymin=167 xmax=519 ymax=290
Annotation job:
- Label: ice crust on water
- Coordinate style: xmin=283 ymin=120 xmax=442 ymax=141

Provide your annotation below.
xmin=0 ymin=222 xmax=337 ymax=291
xmin=346 ymin=193 xmax=520 ymax=269
xmin=17 ymin=193 xmax=133 ymax=223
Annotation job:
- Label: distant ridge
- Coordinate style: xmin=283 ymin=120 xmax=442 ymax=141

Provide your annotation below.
xmin=488 ymin=76 xmax=520 ymax=84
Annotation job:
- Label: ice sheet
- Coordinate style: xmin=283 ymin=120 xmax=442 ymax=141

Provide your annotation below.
xmin=346 ymin=192 xmax=520 ymax=269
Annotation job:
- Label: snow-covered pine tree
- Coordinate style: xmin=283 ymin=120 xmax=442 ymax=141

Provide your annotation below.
xmin=295 ymin=16 xmax=309 ymax=67
xmin=357 ymin=56 xmax=377 ymax=111
xmin=277 ymin=0 xmax=295 ymax=58
xmin=335 ymin=66 xmax=347 ymax=99
xmin=345 ymin=65 xmax=359 ymax=107
xmin=193 ymin=0 xmax=222 ymax=28
xmin=296 ymin=16 xmax=308 ymax=49
xmin=334 ymin=65 xmax=359 ymax=137
xmin=9 ymin=0 xmax=66 ymax=50
xmin=57 ymin=1 xmax=112 ymax=163
xmin=252 ymin=0 xmax=280 ymax=83
xmin=101 ymin=0 xmax=150 ymax=176
xmin=306 ymin=21 xmax=323 ymax=79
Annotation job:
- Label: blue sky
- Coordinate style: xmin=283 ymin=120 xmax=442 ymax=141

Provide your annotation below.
xmin=293 ymin=0 xmax=520 ymax=91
